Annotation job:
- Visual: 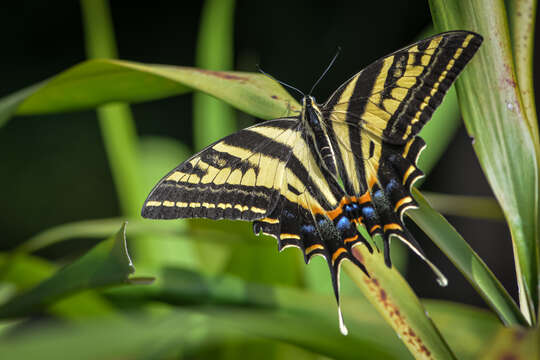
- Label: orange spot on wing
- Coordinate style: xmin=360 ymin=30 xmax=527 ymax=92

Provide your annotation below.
xmin=326 ymin=207 xmax=343 ymax=220
xmin=305 ymin=244 xmax=324 ymax=255
xmin=359 ymin=192 xmax=371 ymax=204
xmin=344 ymin=234 xmax=359 ymax=244
xmin=332 ymin=247 xmax=347 ymax=265
xmin=383 ymin=223 xmax=402 ymax=232
xmin=324 ymin=196 xmax=359 ymax=220
xmin=394 ymin=196 xmax=413 ymax=212
xmin=370 ymin=224 xmax=381 ymax=234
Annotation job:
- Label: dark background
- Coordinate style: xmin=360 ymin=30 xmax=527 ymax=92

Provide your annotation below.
xmin=1 ymin=1 xmax=536 ymax=308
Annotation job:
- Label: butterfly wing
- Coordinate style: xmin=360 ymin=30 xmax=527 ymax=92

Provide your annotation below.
xmin=143 ymin=116 xmax=370 ymax=331
xmin=142 ymin=118 xmax=300 ymax=221
xmin=321 ymin=31 xmax=482 ymax=274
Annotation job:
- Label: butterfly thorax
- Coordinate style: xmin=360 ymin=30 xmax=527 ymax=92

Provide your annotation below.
xmin=301 ymin=96 xmax=339 ymax=176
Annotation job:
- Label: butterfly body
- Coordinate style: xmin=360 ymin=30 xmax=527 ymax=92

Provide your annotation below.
xmin=142 ymin=31 xmax=483 ymax=333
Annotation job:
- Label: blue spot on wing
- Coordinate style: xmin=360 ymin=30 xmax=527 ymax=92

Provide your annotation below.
xmin=336 ymin=216 xmax=351 ymax=232
xmin=362 ymin=206 xmax=376 ymax=219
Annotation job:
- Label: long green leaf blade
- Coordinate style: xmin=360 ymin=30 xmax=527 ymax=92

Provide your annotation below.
xmin=409 ymin=188 xmax=526 ymax=326
xmin=429 ymin=0 xmax=539 ymax=324
xmin=344 ymin=247 xmax=456 ymax=359
xmin=0 ymin=60 xmax=300 ymax=127
xmin=506 ymin=0 xmax=539 ymax=142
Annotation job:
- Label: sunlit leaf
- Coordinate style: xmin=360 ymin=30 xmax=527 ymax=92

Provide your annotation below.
xmin=430 ymin=0 xmax=539 ymax=323
xmin=0 ymin=60 xmax=300 ymax=129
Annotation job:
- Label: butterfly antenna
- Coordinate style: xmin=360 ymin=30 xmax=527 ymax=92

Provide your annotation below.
xmin=256 ymin=64 xmax=305 ymax=98
xmin=309 ymin=46 xmax=341 ymax=95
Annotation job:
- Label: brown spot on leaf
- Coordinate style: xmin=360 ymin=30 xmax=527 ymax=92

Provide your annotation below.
xmin=499 ymin=354 xmax=518 ymax=360
xmin=353 ymin=249 xmax=365 ymax=264
xmin=271 ymin=95 xmax=279 ymax=99
xmin=502 ymin=64 xmax=517 ymax=89
xmin=195 ymin=69 xmax=248 ymax=82
xmin=512 ymin=329 xmax=526 ymax=341
xmin=357 ymin=264 xmax=433 ymax=359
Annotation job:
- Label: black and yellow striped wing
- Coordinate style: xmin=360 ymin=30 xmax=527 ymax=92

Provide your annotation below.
xmin=321 ymin=31 xmax=482 ymax=266
xmin=142 ymin=119 xmax=299 ymax=221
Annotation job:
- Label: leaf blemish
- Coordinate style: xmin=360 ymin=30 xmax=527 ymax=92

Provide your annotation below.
xmin=361 ymin=270 xmax=433 ymax=359
xmin=195 ymin=68 xmax=248 ymax=82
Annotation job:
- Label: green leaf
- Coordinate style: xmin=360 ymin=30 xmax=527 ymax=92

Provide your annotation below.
xmin=105 ymin=268 xmax=502 ymax=360
xmin=506 ymin=0 xmax=539 ymax=142
xmin=479 ymin=325 xmax=539 ymax=360
xmin=342 ymin=247 xmax=456 ymax=360
xmin=0 ymin=307 xmax=401 ymax=360
xmin=425 ymin=301 xmax=502 ymax=360
xmin=430 ymin=0 xmax=539 ymax=324
xmin=422 ymin=191 xmax=504 ymax=220
xmin=0 ymin=253 xmax=115 ymax=321
xmin=0 ymin=223 xmax=141 ymax=318
xmin=409 ymin=188 xmax=526 ymax=326
xmin=0 ymin=60 xmax=300 ymax=128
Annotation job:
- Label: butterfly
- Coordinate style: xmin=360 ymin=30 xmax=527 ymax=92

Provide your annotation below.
xmin=142 ymin=31 xmax=483 ymax=334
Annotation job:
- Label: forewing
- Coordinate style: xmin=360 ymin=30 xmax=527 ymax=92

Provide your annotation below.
xmin=324 ymin=31 xmax=483 ymax=144
xmin=142 ymin=118 xmax=299 ymax=221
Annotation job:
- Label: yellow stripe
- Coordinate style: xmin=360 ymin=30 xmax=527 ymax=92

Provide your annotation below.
xmin=370 ymin=224 xmax=381 ymax=234
xmin=146 ymin=201 xmax=162 ymax=207
xmin=344 ymin=235 xmax=359 ymax=244
xmin=166 ymin=171 xmax=190 ymax=182
xmin=383 ymin=223 xmax=402 ymax=232
xmin=233 ymin=204 xmax=249 ymax=212
xmin=402 ymin=125 xmax=413 ymax=140
xmin=403 ymin=138 xmax=414 ymax=158
xmin=281 ymin=233 xmax=300 ymax=240
xmin=331 ymin=76 xmax=362 ymax=194
xmin=462 ymin=34 xmax=474 ymax=48
xmin=163 ymin=201 xmax=175 ymax=207
xmin=402 ymin=165 xmax=416 ymax=185
xmin=260 ymin=217 xmax=279 ymax=224
xmin=250 ymin=206 xmax=266 ymax=214
xmin=394 ymin=196 xmax=413 ymax=212
xmin=305 ymin=244 xmax=324 ymax=255
xmin=332 ymin=248 xmax=347 ymax=265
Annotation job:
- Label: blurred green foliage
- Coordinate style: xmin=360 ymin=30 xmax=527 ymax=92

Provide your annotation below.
xmin=0 ymin=0 xmax=538 ymax=359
